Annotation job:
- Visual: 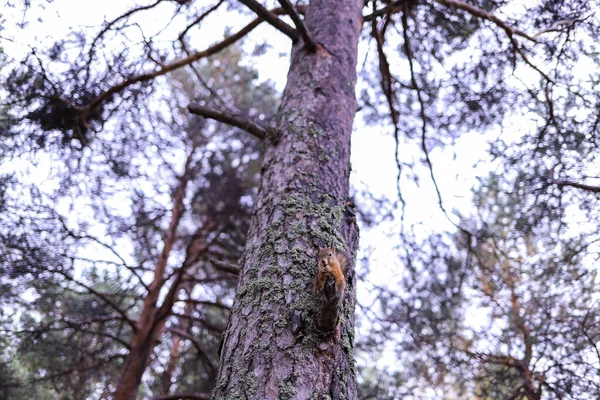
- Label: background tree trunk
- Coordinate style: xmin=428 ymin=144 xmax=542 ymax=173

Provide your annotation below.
xmin=213 ymin=0 xmax=362 ymax=399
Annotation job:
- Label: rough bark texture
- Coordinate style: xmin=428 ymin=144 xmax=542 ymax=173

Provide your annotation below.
xmin=213 ymin=0 xmax=362 ymax=398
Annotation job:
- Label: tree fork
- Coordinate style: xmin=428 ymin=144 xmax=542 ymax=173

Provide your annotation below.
xmin=213 ymin=0 xmax=362 ymax=398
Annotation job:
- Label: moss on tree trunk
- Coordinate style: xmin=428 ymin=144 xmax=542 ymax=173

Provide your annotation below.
xmin=213 ymin=0 xmax=363 ymax=398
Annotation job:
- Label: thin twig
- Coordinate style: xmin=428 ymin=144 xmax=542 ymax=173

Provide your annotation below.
xmin=433 ymin=0 xmax=536 ymax=42
xmin=81 ymin=7 xmax=294 ymax=124
xmin=84 ymin=0 xmax=166 ymax=86
xmin=54 ymin=212 xmax=150 ymax=291
xmin=177 ymin=0 xmax=225 ymax=43
xmin=54 ymin=269 xmax=138 ymax=330
xmin=370 ymin=7 xmax=406 ymax=220
xmin=433 ymin=0 xmax=553 ymax=84
xmin=402 ymin=4 xmax=469 ymax=236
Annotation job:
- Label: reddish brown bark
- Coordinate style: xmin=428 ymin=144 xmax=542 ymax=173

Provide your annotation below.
xmin=160 ymin=294 xmax=193 ymax=395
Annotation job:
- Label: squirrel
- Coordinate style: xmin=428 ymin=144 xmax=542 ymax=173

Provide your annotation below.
xmin=313 ymin=245 xmax=349 ymax=300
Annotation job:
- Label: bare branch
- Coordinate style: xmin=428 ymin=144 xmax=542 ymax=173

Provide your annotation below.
xmin=209 ymin=257 xmax=241 ymax=275
xmin=54 ymin=211 xmax=150 ymax=291
xmin=433 ymin=0 xmax=553 ymax=83
xmin=165 ymin=327 xmax=217 ymax=373
xmin=80 ymin=6 xmax=303 ymax=125
xmin=553 ymin=179 xmax=600 ymax=193
xmin=61 ymin=318 xmax=133 ymax=349
xmin=363 ymin=0 xmax=406 ymax=22
xmin=177 ymin=1 xmax=225 ymax=44
xmin=54 ymin=269 xmax=138 ymax=330
xmin=370 ymin=9 xmax=406 ymax=216
xmin=238 ymin=0 xmax=298 ymax=42
xmin=277 ymin=0 xmax=316 ymax=51
xmin=401 ymin=4 xmax=474 ymax=240
xmin=187 ymin=104 xmax=268 ymax=140
xmin=85 ymin=0 xmax=166 ymax=85
xmin=82 ymin=9 xmax=276 ymax=122
xmin=150 ymin=393 xmax=210 ymax=400
xmin=433 ymin=0 xmax=536 ymax=42
xmin=581 ymin=306 xmax=600 ymax=365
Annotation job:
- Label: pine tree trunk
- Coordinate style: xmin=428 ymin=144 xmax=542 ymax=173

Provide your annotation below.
xmin=160 ymin=288 xmax=194 ymax=395
xmin=213 ymin=0 xmax=362 ymax=398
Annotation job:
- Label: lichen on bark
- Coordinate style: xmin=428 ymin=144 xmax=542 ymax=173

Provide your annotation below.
xmin=213 ymin=0 xmax=363 ymax=398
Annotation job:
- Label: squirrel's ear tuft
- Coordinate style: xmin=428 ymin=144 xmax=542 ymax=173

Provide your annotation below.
xmin=329 ymin=238 xmax=335 ymax=251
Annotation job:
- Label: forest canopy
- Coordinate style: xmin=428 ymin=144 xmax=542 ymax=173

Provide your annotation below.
xmin=0 ymin=0 xmax=599 ymax=399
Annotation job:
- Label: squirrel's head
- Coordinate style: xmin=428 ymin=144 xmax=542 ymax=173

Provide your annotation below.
xmin=318 ymin=247 xmax=335 ymax=262
xmin=319 ymin=247 xmax=335 ymax=260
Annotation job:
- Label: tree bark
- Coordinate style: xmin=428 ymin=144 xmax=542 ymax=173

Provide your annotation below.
xmin=160 ymin=295 xmax=193 ymax=395
xmin=213 ymin=0 xmax=362 ymax=398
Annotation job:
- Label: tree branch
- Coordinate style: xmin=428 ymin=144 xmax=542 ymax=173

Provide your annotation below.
xmin=401 ymin=7 xmax=443 ymax=215
xmin=150 ymin=393 xmax=210 ymax=400
xmin=82 ymin=7 xmax=294 ymax=122
xmin=187 ymin=104 xmax=268 ymax=140
xmin=238 ymin=0 xmax=298 ymax=42
xmin=400 ymin=4 xmax=476 ymax=243
xmin=277 ymin=0 xmax=316 ymax=51
xmin=363 ymin=0 xmax=406 ymax=22
xmin=433 ymin=0 xmax=536 ymax=42
xmin=54 ymin=269 xmax=138 ymax=330
xmin=54 ymin=211 xmax=150 ymax=292
xmin=209 ymin=257 xmax=241 ymax=275
xmin=177 ymin=0 xmax=225 ymax=44
xmin=433 ymin=0 xmax=553 ymax=83
xmin=85 ymin=0 xmax=166 ymax=86
xmin=165 ymin=327 xmax=217 ymax=373
xmin=553 ymin=179 xmax=600 ymax=193
xmin=370 ymin=8 xmax=406 ymax=216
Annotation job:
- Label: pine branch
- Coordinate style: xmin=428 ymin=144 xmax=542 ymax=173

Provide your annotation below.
xmin=150 ymin=393 xmax=210 ymax=400
xmin=81 ymin=8 xmax=291 ymax=123
xmin=363 ymin=0 xmax=407 ymax=21
xmin=238 ymin=0 xmax=298 ymax=41
xmin=553 ymin=180 xmax=600 ymax=193
xmin=209 ymin=257 xmax=241 ymax=275
xmin=187 ymin=104 xmax=269 ymax=140
xmin=277 ymin=0 xmax=316 ymax=51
